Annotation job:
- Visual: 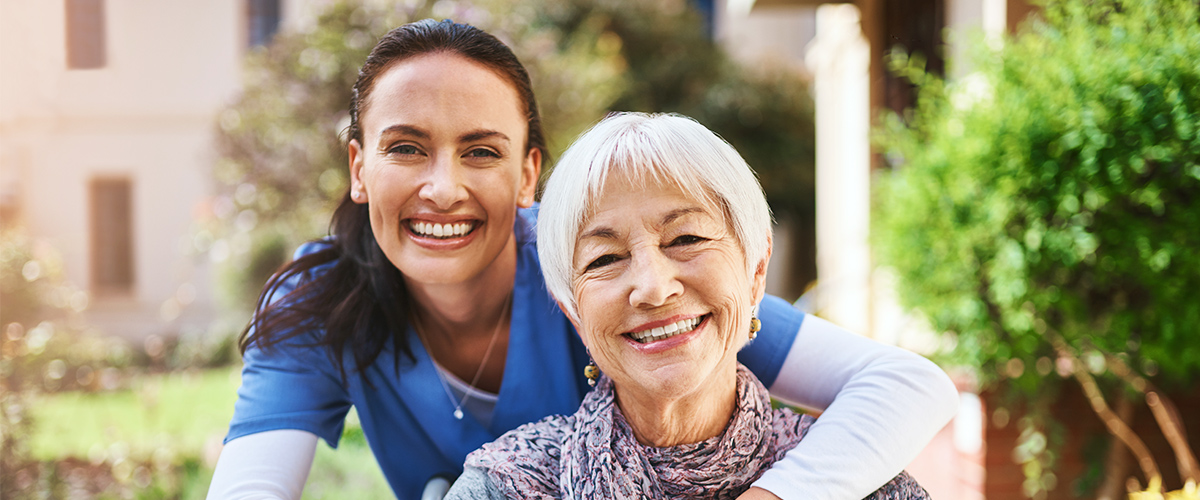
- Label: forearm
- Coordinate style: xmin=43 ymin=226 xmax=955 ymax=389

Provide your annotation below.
xmin=751 ymin=315 xmax=957 ymax=499
xmin=206 ymin=429 xmax=318 ymax=500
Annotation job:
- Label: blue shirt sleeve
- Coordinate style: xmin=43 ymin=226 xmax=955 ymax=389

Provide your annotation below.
xmin=738 ymin=294 xmax=805 ymax=388
xmin=224 ymin=241 xmax=353 ymax=447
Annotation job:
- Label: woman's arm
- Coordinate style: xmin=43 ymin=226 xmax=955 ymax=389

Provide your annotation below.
xmin=205 ymin=430 xmax=318 ymax=500
xmin=749 ymin=314 xmax=958 ymax=499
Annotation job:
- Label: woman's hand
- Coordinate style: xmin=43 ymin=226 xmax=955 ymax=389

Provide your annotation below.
xmin=738 ymin=487 xmax=783 ymax=500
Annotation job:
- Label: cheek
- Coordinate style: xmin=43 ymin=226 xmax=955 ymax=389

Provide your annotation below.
xmin=478 ymin=160 xmax=524 ymax=188
xmin=693 ymin=252 xmax=754 ymax=333
xmin=573 ymin=280 xmax=620 ymax=343
xmin=366 ymin=206 xmax=394 ymax=250
xmin=364 ymin=168 xmax=411 ymax=206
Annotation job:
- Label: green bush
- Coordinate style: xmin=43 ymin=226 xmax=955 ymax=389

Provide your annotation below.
xmin=875 ymin=0 xmax=1200 ymax=494
xmin=1 ymin=227 xmax=242 ymax=499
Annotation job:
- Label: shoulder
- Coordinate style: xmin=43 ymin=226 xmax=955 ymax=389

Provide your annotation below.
xmin=739 ymin=295 xmax=805 ymax=387
xmin=461 ymin=414 xmax=570 ymax=497
xmin=293 ymin=237 xmax=333 ymax=260
xmin=770 ymin=408 xmax=818 ymax=445
xmin=445 ymin=466 xmax=508 ymax=500
xmin=516 ymin=205 xmax=538 ymax=245
xmin=466 ymin=414 xmax=571 ymax=470
xmin=264 ymin=238 xmax=340 ymax=303
xmin=757 ymin=295 xmax=806 ymax=335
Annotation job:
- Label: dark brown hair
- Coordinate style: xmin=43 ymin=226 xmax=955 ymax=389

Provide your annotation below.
xmin=240 ymin=19 xmax=547 ymax=380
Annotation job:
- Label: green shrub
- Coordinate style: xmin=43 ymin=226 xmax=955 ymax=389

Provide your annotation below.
xmin=875 ymin=0 xmax=1200 ymax=494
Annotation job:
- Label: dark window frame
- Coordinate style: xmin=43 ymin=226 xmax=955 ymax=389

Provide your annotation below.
xmin=65 ymin=0 xmax=106 ymax=69
xmin=89 ymin=176 xmax=135 ymax=296
xmin=246 ymin=0 xmax=282 ymax=49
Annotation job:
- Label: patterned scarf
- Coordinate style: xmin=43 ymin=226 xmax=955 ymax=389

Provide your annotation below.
xmin=464 ymin=364 xmax=813 ymax=499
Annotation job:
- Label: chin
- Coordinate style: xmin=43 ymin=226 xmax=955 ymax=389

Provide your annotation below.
xmin=629 ymin=366 xmax=710 ymax=398
xmin=403 ymin=260 xmax=481 ymax=286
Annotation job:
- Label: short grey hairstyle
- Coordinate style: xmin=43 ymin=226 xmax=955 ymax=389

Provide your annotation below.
xmin=537 ymin=112 xmax=772 ymax=322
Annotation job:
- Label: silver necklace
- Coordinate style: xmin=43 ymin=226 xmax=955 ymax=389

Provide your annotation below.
xmin=413 ymin=294 xmax=510 ymax=420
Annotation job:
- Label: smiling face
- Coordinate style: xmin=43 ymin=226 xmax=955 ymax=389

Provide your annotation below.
xmin=348 ymin=52 xmax=540 ymax=287
xmin=571 ymin=174 xmax=769 ymax=401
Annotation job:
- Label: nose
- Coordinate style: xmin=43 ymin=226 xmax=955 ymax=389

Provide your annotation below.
xmin=417 ymin=153 xmax=468 ymax=209
xmin=627 ymin=247 xmax=684 ymax=309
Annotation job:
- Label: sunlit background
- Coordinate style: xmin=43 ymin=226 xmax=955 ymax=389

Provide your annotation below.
xmin=2 ymin=0 xmax=1197 ymax=498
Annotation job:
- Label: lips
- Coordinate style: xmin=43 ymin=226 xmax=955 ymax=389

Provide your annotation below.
xmin=626 ymin=315 xmax=707 ymax=344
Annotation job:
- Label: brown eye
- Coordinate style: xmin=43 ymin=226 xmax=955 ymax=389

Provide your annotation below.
xmin=388 ymin=144 xmax=421 ymax=155
xmin=465 ymin=148 xmax=500 ymax=158
xmin=586 ymin=254 xmax=621 ymax=271
xmin=669 ymin=235 xmax=706 ymax=246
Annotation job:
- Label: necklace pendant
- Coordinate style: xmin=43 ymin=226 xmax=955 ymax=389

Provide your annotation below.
xmin=453 ymin=408 xmax=464 ymax=420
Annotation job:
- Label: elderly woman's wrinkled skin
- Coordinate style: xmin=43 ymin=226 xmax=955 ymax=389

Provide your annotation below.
xmin=570 ymin=174 xmax=770 ymax=448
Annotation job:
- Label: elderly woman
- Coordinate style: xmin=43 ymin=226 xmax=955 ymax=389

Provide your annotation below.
xmin=444 ymin=112 xmax=930 ymax=499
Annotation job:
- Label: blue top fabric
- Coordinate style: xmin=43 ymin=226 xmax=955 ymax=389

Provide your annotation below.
xmin=225 ymin=207 xmax=804 ymax=500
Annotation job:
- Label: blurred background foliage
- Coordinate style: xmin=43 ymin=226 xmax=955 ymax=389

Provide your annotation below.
xmin=875 ymin=0 xmax=1199 ymax=495
xmin=2 ymin=227 xmax=247 ymax=497
xmin=208 ymin=0 xmax=816 ymax=308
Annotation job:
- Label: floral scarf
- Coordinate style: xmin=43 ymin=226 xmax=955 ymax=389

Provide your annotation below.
xmin=463 ymin=364 xmax=812 ymax=499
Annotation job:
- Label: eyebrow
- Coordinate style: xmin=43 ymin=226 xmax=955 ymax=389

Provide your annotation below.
xmin=378 ymin=124 xmax=430 ymax=141
xmin=460 ymin=129 xmax=510 ymax=144
xmin=377 ymin=125 xmax=510 ymax=144
xmin=579 ymin=226 xmax=618 ymax=241
xmin=661 ymin=207 xmax=705 ymax=226
xmin=577 ymin=207 xmax=706 ymax=241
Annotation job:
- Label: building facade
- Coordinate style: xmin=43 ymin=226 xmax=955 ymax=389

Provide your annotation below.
xmin=0 ymin=0 xmax=312 ymax=340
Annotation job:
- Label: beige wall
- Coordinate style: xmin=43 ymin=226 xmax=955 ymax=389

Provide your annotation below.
xmin=718 ymin=3 xmax=816 ymax=73
xmin=0 ymin=0 xmax=302 ymax=339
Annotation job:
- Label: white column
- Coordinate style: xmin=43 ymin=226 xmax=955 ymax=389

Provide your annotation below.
xmin=805 ymin=4 xmax=872 ymax=336
xmin=947 ymin=0 xmax=1008 ymax=77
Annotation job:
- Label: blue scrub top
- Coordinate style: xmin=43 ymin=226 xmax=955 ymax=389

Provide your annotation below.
xmin=225 ymin=207 xmax=804 ymax=500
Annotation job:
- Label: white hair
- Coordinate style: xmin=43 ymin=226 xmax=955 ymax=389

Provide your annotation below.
xmin=537 ymin=112 xmax=772 ymax=322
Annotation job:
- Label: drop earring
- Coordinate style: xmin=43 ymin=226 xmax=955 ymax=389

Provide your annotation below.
xmin=749 ymin=316 xmax=761 ymax=340
xmin=584 ymin=358 xmax=600 ymax=387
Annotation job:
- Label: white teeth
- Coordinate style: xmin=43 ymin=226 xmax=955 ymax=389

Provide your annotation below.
xmin=410 ymin=221 xmax=474 ymax=239
xmin=629 ymin=316 xmax=702 ymax=343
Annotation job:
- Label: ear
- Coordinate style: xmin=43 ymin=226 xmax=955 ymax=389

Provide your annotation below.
xmin=348 ymin=139 xmax=368 ymax=204
xmin=751 ymin=231 xmax=773 ymax=305
xmin=555 ymin=299 xmax=587 ymax=347
xmin=517 ymin=148 xmax=542 ymax=208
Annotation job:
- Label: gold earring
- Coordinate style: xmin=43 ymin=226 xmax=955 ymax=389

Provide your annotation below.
xmin=584 ymin=359 xmax=600 ymax=386
xmin=749 ymin=317 xmax=761 ymax=340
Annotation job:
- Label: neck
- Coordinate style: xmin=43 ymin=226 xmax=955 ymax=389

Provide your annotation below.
xmin=406 ymin=238 xmax=518 ymax=339
xmin=615 ymin=361 xmax=739 ymax=448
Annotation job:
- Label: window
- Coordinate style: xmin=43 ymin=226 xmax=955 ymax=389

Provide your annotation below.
xmin=90 ymin=178 xmax=134 ymax=294
xmin=881 ymin=0 xmax=946 ymax=117
xmin=65 ymin=0 xmax=106 ymax=69
xmin=247 ymin=0 xmax=281 ymax=48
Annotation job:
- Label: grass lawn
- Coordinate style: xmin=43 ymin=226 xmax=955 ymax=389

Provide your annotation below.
xmin=27 ymin=366 xmax=393 ymax=499
xmin=30 ymin=367 xmax=242 ymax=463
